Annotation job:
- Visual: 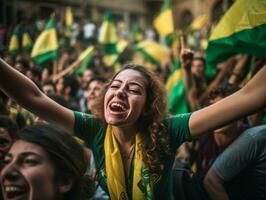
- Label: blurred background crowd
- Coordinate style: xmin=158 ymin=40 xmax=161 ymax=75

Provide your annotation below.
xmin=0 ymin=0 xmax=266 ymax=199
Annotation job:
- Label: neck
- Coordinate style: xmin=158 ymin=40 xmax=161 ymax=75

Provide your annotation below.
xmin=112 ymin=125 xmax=137 ymax=146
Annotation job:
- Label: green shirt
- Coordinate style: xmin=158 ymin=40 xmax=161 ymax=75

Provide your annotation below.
xmin=74 ymin=111 xmax=192 ymax=200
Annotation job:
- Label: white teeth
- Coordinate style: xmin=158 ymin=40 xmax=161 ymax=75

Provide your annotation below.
xmin=5 ymin=186 xmax=24 ymax=192
xmin=111 ymin=102 xmax=126 ymax=111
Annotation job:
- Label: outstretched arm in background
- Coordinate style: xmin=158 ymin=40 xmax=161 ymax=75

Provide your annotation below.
xmin=0 ymin=58 xmax=74 ymax=133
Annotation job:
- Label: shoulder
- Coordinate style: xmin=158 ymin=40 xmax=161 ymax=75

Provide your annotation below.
xmin=242 ymin=125 xmax=266 ymax=139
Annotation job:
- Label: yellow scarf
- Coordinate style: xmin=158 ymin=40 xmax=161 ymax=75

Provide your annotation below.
xmin=105 ymin=125 xmax=151 ymax=200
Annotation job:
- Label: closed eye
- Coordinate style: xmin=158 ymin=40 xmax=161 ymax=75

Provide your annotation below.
xmin=109 ymin=84 xmax=120 ymax=90
xmin=23 ymin=158 xmax=40 ymax=165
xmin=129 ymin=89 xmax=141 ymax=94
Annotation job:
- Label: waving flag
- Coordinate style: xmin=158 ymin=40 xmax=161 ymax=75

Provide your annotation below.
xmin=153 ymin=0 xmax=174 ymax=47
xmin=22 ymin=32 xmax=33 ymax=50
xmin=31 ymin=14 xmax=59 ymax=65
xmin=8 ymin=28 xmax=19 ymax=56
xmin=206 ymin=0 xmax=266 ymax=79
xmin=134 ymin=40 xmax=168 ymax=68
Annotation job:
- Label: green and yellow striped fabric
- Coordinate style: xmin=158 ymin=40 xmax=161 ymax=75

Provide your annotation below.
xmin=206 ymin=0 xmax=266 ymax=79
xmin=153 ymin=0 xmax=174 ymax=47
xmin=31 ymin=14 xmax=59 ymax=65
xmin=134 ymin=40 xmax=167 ymax=69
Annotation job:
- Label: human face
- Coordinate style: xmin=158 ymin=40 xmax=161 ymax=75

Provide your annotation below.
xmin=0 ymin=128 xmax=12 ymax=156
xmin=1 ymin=140 xmax=58 ymax=200
xmin=0 ymin=128 xmax=13 ymax=166
xmin=82 ymin=70 xmax=94 ymax=87
xmin=104 ymin=69 xmax=147 ymax=128
xmin=192 ymin=59 xmax=205 ymax=77
xmin=42 ymin=85 xmax=55 ymax=95
xmin=86 ymin=80 xmax=103 ymax=111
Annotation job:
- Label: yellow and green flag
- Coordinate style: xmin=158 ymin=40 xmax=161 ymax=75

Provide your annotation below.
xmin=31 ymin=14 xmax=59 ymax=65
xmin=102 ymin=39 xmax=128 ymax=68
xmin=99 ymin=11 xmax=127 ymax=67
xmin=206 ymin=0 xmax=266 ymax=79
xmin=98 ymin=11 xmax=117 ymax=47
xmin=134 ymin=40 xmax=168 ymax=69
xmin=132 ymin=24 xmax=144 ymax=43
xmin=75 ymin=46 xmax=94 ymax=75
xmin=166 ymin=60 xmax=188 ymax=114
xmin=8 ymin=28 xmax=19 ymax=56
xmin=65 ymin=7 xmax=73 ymax=37
xmin=153 ymin=0 xmax=174 ymax=47
xmin=22 ymin=32 xmax=33 ymax=50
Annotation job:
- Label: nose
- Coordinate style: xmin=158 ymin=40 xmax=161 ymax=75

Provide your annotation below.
xmin=1 ymin=162 xmax=20 ymax=181
xmin=88 ymin=88 xmax=95 ymax=97
xmin=115 ymin=87 xmax=127 ymax=99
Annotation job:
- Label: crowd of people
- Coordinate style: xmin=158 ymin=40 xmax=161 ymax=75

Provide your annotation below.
xmin=0 ymin=5 xmax=266 ymax=200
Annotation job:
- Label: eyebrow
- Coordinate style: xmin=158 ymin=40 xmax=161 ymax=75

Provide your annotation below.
xmin=5 ymin=152 xmax=42 ymax=158
xmin=113 ymin=79 xmax=145 ymax=89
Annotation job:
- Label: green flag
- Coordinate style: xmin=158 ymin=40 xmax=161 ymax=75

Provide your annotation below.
xmin=167 ymin=79 xmax=188 ymax=114
xmin=166 ymin=59 xmax=189 ymax=114
xmin=132 ymin=24 xmax=144 ymax=43
xmin=206 ymin=0 xmax=266 ymax=79
xmin=31 ymin=14 xmax=59 ymax=65
xmin=8 ymin=28 xmax=19 ymax=56
xmin=153 ymin=0 xmax=174 ymax=47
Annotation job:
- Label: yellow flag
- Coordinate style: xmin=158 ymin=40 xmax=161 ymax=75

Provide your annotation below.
xmin=22 ymin=32 xmax=33 ymax=50
xmin=8 ymin=30 xmax=19 ymax=56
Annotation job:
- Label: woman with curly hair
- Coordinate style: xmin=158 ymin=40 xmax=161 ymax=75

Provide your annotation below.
xmin=0 ymin=58 xmax=265 ymax=199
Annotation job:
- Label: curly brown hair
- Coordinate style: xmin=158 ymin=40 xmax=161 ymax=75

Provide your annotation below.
xmin=94 ymin=64 xmax=171 ymax=173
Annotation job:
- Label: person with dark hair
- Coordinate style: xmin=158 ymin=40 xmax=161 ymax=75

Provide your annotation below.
xmin=62 ymin=76 xmax=80 ymax=111
xmin=0 ymin=57 xmax=265 ymax=199
xmin=208 ymin=83 xmax=240 ymax=101
xmin=195 ymin=83 xmax=245 ymax=178
xmin=85 ymin=76 xmax=106 ymax=114
xmin=0 ymin=91 xmax=26 ymax=129
xmin=0 ymin=115 xmax=18 ymax=169
xmin=41 ymin=80 xmax=56 ymax=95
xmin=0 ymin=124 xmax=94 ymax=200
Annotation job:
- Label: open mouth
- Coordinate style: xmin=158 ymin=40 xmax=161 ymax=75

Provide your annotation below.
xmin=109 ymin=102 xmax=127 ymax=113
xmin=4 ymin=186 xmax=27 ymax=199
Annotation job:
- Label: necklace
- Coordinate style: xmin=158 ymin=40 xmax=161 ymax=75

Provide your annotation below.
xmin=122 ymin=144 xmax=135 ymax=159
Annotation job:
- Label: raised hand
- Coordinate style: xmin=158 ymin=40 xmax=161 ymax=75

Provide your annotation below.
xmin=180 ymin=36 xmax=194 ymax=69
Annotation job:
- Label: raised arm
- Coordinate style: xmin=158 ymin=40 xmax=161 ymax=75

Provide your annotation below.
xmin=0 ymin=58 xmax=74 ymax=133
xmin=180 ymin=36 xmax=194 ymax=92
xmin=189 ymin=65 xmax=266 ymax=137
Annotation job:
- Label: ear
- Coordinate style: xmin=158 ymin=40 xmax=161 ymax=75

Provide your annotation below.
xmin=58 ymin=177 xmax=74 ymax=193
